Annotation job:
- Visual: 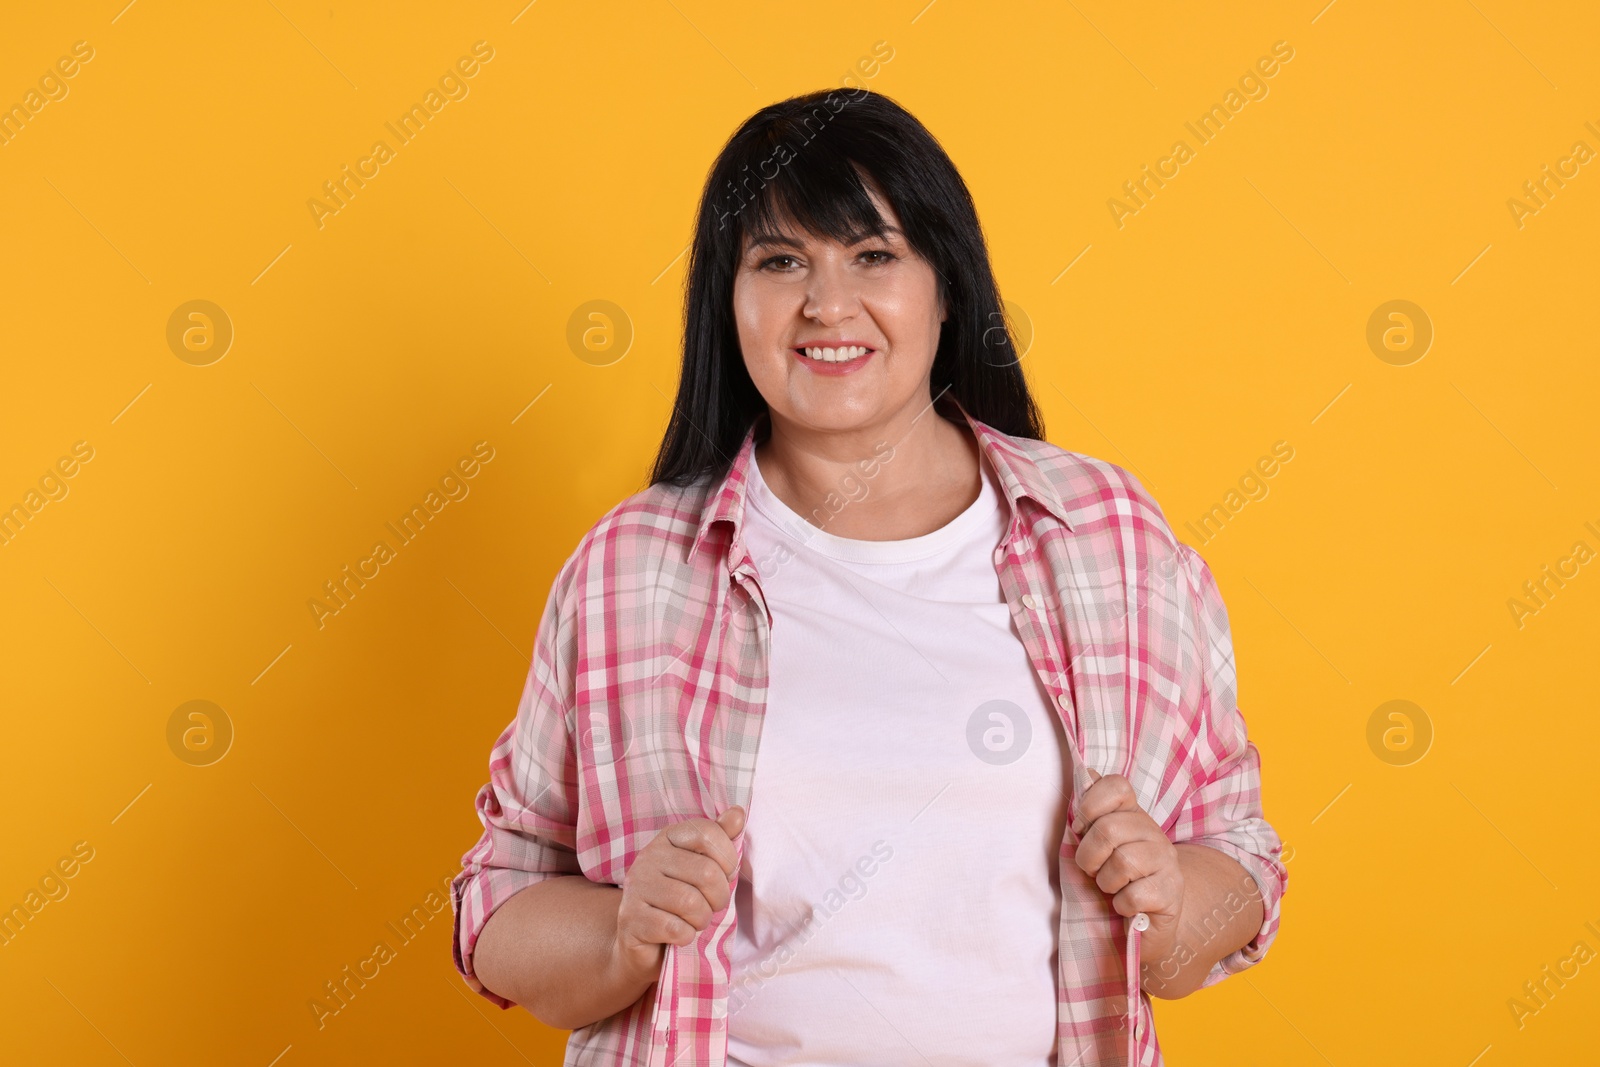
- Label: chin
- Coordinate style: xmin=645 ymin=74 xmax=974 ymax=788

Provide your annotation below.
xmin=785 ymin=395 xmax=886 ymax=432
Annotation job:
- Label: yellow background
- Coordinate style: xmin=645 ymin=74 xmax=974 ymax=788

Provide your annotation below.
xmin=2 ymin=1 xmax=1596 ymax=1063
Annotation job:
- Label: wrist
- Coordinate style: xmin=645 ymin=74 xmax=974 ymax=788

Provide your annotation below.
xmin=1138 ymin=899 xmax=1188 ymax=994
xmin=604 ymin=930 xmax=664 ymax=998
xmin=1141 ymin=931 xmax=1178 ymax=971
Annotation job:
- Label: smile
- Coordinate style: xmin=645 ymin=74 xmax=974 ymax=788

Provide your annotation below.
xmin=796 ymin=345 xmax=872 ymax=363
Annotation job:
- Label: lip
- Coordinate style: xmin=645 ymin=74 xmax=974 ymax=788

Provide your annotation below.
xmin=792 ymin=343 xmax=876 ymax=377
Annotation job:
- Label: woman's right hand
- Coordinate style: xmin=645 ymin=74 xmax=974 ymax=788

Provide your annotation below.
xmin=611 ymin=806 xmax=747 ymax=984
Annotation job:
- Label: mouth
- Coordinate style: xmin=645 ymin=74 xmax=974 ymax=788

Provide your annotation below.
xmin=792 ymin=344 xmax=876 ymax=375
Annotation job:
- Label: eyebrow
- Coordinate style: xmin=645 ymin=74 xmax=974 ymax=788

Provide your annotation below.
xmin=745 ymin=225 xmax=905 ymax=252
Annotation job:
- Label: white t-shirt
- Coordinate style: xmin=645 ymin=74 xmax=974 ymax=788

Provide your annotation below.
xmin=727 ymin=444 xmax=1072 ymax=1067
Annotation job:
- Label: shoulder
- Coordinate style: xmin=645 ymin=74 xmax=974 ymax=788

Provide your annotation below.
xmin=525 ymin=477 xmax=719 ymax=686
xmin=997 ymin=432 xmax=1231 ymax=661
xmin=551 ymin=476 xmax=718 ymax=595
xmin=989 ymin=428 xmax=1219 ymax=604
xmin=1001 ymin=432 xmax=1177 ymax=543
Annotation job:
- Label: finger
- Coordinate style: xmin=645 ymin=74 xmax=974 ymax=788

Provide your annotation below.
xmin=1072 ymin=771 xmax=1136 ymax=835
xmin=655 ymin=849 xmax=733 ymax=912
xmin=1092 ymin=840 xmax=1161 ymax=896
xmin=1111 ymin=874 xmax=1178 ymax=921
xmin=1076 ymin=807 xmax=1156 ymax=859
xmin=625 ymin=900 xmax=702 ymax=947
xmin=665 ymin=817 xmax=740 ymax=878
xmin=1071 ymin=772 xmax=1137 ymax=836
xmin=1073 ymin=812 xmax=1166 ymax=875
xmin=637 ymin=872 xmax=716 ymax=931
xmin=718 ymin=805 xmax=747 ymax=840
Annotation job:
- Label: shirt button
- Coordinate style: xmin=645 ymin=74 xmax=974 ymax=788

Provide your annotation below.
xmin=1056 ymin=691 xmax=1071 ymax=710
xmin=1021 ymin=593 xmax=1039 ymax=610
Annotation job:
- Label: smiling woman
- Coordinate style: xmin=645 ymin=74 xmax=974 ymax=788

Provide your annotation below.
xmin=451 ymin=88 xmax=1286 ymax=1067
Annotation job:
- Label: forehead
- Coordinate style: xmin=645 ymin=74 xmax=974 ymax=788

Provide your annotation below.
xmin=742 ymin=190 xmax=905 ymax=252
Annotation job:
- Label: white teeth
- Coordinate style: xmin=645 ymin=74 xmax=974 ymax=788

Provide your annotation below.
xmin=802 ymin=345 xmax=867 ymax=363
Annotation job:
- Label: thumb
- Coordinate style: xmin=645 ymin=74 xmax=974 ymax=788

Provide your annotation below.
xmin=718 ymin=805 xmax=747 ymax=839
xmin=1086 ymin=768 xmax=1102 ymax=783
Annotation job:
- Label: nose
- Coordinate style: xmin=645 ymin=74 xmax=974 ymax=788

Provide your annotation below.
xmin=801 ymin=256 xmax=861 ymax=326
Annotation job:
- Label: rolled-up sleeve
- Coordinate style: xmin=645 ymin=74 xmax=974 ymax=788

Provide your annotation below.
xmin=1166 ymin=540 xmax=1288 ymax=990
xmin=450 ymin=551 xmax=586 ymax=1008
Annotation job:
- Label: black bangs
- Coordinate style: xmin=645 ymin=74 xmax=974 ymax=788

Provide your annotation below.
xmin=724 ymin=132 xmax=892 ymax=257
xmin=648 ymin=88 xmax=1046 ymax=489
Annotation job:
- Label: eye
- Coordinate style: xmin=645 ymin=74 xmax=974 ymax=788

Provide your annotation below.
xmin=760 ymin=254 xmax=800 ymax=271
xmin=860 ymin=249 xmax=896 ymax=264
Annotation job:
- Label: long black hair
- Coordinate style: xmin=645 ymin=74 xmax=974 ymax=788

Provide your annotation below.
xmin=648 ymin=87 xmax=1045 ymax=488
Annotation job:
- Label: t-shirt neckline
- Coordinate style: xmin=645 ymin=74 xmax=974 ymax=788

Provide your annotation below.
xmin=746 ymin=446 xmax=1001 ymax=564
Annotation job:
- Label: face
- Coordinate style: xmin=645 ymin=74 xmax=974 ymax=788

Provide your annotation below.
xmin=732 ymin=180 xmax=947 ymax=437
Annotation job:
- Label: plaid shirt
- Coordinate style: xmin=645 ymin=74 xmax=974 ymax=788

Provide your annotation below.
xmin=451 ymin=398 xmax=1287 ymax=1067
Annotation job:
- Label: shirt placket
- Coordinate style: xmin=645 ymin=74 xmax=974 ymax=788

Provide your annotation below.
xmin=992 ymin=515 xmax=1084 ymax=794
xmin=995 ymin=510 xmax=1152 ymax=1066
xmin=677 ymin=547 xmax=771 ymax=1067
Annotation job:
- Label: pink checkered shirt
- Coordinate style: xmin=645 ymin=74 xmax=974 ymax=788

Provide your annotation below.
xmin=451 ymin=399 xmax=1287 ymax=1066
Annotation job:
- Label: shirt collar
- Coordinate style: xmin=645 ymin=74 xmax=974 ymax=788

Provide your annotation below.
xmin=689 ymin=397 xmax=1075 ymax=565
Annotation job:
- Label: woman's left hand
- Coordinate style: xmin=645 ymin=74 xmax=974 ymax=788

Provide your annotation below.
xmin=1071 ymin=769 xmax=1185 ymax=961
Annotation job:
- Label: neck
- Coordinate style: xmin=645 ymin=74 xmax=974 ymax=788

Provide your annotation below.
xmin=753 ymin=396 xmax=983 ymax=541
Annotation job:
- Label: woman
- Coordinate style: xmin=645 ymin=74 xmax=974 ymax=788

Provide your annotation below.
xmin=451 ymin=88 xmax=1286 ymax=1067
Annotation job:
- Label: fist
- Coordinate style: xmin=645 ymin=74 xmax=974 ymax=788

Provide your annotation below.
xmin=612 ymin=807 xmax=746 ymax=982
xmin=1071 ymin=770 xmax=1184 ymax=957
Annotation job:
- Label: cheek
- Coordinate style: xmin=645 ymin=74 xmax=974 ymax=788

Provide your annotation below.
xmin=872 ymin=268 xmax=943 ymax=353
xmin=732 ymin=281 xmax=767 ymax=346
xmin=732 ymin=278 xmax=790 ymax=381
xmin=733 ymin=270 xmax=769 ymax=324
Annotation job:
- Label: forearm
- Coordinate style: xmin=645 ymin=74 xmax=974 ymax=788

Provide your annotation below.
xmin=472 ymin=875 xmax=658 ymax=1030
xmin=1139 ymin=843 xmax=1264 ymax=999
